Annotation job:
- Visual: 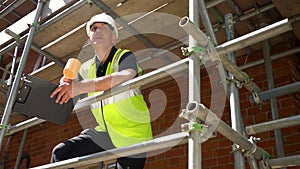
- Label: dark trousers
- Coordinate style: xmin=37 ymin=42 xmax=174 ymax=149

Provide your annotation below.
xmin=51 ymin=129 xmax=146 ymax=169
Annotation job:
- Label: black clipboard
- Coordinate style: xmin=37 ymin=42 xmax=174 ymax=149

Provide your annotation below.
xmin=13 ymin=75 xmax=74 ymax=125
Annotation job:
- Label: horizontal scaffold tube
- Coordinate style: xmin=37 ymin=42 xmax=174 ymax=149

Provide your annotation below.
xmin=30 ymin=132 xmax=188 ymax=169
xmin=184 ymin=102 xmax=265 ymax=160
xmin=179 ymin=16 xmax=210 ymax=48
xmin=6 ymin=117 xmax=45 ymax=135
xmin=179 ymin=14 xmax=300 ymax=93
xmin=179 ymin=16 xmax=261 ymax=93
xmin=268 ymin=154 xmax=300 ymax=168
xmin=216 ymin=14 xmax=300 ymax=56
xmin=246 ymin=115 xmax=300 ymax=135
xmin=249 ymin=81 xmax=300 ymax=103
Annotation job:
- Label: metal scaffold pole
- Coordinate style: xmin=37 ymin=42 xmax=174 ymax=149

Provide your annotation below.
xmin=262 ymin=40 xmax=286 ymax=162
xmin=183 ymin=102 xmax=266 ymax=160
xmin=13 ymin=129 xmax=27 ymax=169
xmin=179 ymin=16 xmax=261 ymax=94
xmin=249 ymin=81 xmax=300 ymax=103
xmin=30 ymin=132 xmax=189 ymax=169
xmin=0 ymin=0 xmax=47 ymax=149
xmin=188 ymin=0 xmax=201 ymax=168
xmin=181 ymin=102 xmax=300 ymax=168
xmin=246 ymin=115 xmax=300 ymax=135
xmin=240 ymin=46 xmax=300 ymax=70
xmin=198 ymin=0 xmax=218 ymax=45
xmin=224 ymin=13 xmax=247 ymax=169
xmin=268 ymin=154 xmax=300 ymax=168
xmin=216 ymin=14 xmax=300 ymax=56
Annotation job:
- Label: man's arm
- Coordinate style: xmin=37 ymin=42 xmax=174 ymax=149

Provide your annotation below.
xmin=50 ymin=68 xmax=136 ymax=104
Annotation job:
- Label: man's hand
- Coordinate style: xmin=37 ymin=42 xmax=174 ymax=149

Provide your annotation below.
xmin=50 ymin=81 xmax=73 ymax=104
xmin=50 ymin=76 xmax=80 ymax=104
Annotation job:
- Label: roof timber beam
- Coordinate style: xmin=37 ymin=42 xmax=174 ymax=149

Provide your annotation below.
xmin=0 ymin=0 xmax=80 ymax=53
xmin=0 ymin=0 xmax=25 ymax=20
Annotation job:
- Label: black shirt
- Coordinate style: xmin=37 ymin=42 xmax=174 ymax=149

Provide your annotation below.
xmin=95 ymin=46 xmax=138 ymax=77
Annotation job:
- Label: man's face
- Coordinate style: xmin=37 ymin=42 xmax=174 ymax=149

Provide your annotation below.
xmin=88 ymin=22 xmax=116 ymax=47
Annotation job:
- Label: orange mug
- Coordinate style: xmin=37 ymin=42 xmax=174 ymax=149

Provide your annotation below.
xmin=63 ymin=58 xmax=81 ymax=79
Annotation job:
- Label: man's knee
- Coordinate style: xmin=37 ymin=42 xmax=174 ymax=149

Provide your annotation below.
xmin=116 ymin=153 xmax=146 ymax=169
xmin=51 ymin=142 xmax=69 ymax=162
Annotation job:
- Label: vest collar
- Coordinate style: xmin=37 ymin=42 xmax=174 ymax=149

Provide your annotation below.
xmin=93 ymin=46 xmax=117 ymax=67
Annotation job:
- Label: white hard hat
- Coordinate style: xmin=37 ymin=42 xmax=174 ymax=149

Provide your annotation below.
xmin=86 ymin=13 xmax=118 ymax=38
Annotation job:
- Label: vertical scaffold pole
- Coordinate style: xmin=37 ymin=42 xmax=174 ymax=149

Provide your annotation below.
xmin=224 ymin=13 xmax=246 ymax=169
xmin=0 ymin=0 xmax=47 ymax=149
xmin=188 ymin=0 xmax=201 ymax=169
xmin=198 ymin=0 xmax=218 ymax=45
xmin=262 ymin=40 xmax=286 ymax=168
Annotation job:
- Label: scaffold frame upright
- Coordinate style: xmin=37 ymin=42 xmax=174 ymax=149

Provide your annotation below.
xmin=0 ymin=0 xmax=299 ymax=169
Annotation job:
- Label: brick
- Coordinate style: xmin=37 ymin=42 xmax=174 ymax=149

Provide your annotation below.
xmin=246 ymin=107 xmax=264 ymax=116
xmin=281 ymin=126 xmax=300 ymax=136
xmin=257 ymin=139 xmax=276 ymax=149
xmin=283 ymin=144 xmax=300 ymax=155
xmin=213 ymin=164 xmax=234 ymax=169
xmin=202 ymin=158 xmax=217 ymax=167
xmin=253 ymin=112 xmax=269 ymax=123
xmin=273 ymin=66 xmax=289 ymax=77
xmin=246 ymin=65 xmax=263 ymax=76
xmin=217 ymin=156 xmax=231 ymax=165
xmin=240 ymin=99 xmax=252 ymax=109
xmin=278 ymin=97 xmax=296 ymax=108
xmin=213 ymin=147 xmax=232 ymax=157
xmin=274 ymin=75 xmax=292 ymax=86
xmin=218 ymin=139 xmax=231 ymax=148
xmin=149 ymin=159 xmax=169 ymax=168
xmin=202 ymin=149 xmax=212 ymax=159
xmin=169 ymin=156 xmax=181 ymax=165
xmin=165 ymin=147 xmax=185 ymax=158
xmin=284 ymin=134 xmax=300 ymax=144
xmin=279 ymin=106 xmax=298 ymax=117
xmin=256 ymin=132 xmax=271 ymax=140
xmin=203 ymin=140 xmax=218 ymax=151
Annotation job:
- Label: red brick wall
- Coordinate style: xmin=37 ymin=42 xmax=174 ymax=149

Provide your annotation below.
xmin=1 ymin=44 xmax=300 ymax=169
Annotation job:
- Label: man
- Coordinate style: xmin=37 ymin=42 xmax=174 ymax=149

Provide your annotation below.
xmin=50 ymin=13 xmax=153 ymax=169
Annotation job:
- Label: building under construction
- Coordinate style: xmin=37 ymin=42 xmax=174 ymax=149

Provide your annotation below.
xmin=0 ymin=0 xmax=299 ymax=168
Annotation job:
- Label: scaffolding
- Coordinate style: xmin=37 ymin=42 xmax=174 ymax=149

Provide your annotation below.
xmin=0 ymin=0 xmax=299 ymax=169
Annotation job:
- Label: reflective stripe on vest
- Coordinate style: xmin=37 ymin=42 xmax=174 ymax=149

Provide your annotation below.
xmin=90 ymin=88 xmax=141 ymax=109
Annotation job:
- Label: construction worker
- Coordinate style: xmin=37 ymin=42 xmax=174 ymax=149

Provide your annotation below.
xmin=50 ymin=13 xmax=153 ymax=169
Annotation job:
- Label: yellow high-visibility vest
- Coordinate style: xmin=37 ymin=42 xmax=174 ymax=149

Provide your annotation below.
xmin=79 ymin=48 xmax=152 ymax=148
